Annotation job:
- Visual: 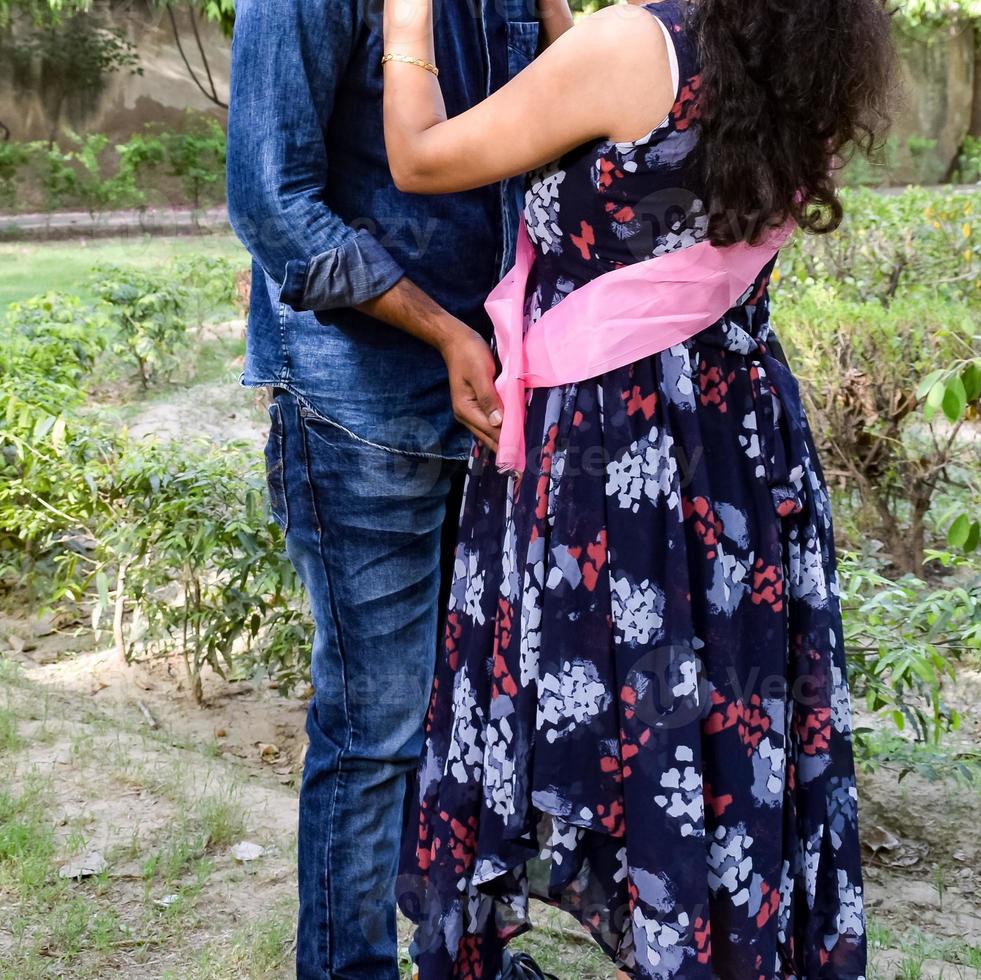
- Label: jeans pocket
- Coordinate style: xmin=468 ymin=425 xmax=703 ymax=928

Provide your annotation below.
xmin=506 ymin=20 xmax=540 ymax=78
xmin=264 ymin=400 xmax=289 ymax=532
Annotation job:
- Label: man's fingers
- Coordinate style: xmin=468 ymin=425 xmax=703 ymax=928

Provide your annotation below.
xmin=472 ymin=379 xmax=504 ymax=429
xmin=455 ymin=400 xmax=499 ymax=452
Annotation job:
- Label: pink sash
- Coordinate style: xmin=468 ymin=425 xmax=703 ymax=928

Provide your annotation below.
xmin=486 ymin=222 xmax=796 ymax=473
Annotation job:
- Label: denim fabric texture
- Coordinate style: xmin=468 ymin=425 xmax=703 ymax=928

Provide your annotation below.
xmin=268 ymin=391 xmax=466 ymax=978
xmin=228 ymin=0 xmax=538 ymax=460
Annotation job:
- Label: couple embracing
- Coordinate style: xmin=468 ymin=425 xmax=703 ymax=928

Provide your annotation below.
xmin=227 ymin=0 xmax=894 ymax=977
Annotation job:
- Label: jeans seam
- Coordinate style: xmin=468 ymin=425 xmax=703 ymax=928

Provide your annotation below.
xmin=241 ymin=378 xmax=469 ymax=462
xmin=299 ymin=417 xmax=355 ymax=978
xmin=299 ymin=402 xmax=453 ymax=463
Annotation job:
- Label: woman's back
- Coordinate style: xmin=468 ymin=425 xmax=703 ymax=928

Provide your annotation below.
xmin=524 ymin=0 xmax=709 ymax=314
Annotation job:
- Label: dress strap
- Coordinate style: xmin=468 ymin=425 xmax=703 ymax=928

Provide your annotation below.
xmin=642 ymin=0 xmax=699 ymax=91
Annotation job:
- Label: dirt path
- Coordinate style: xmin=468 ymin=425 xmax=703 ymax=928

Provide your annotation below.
xmin=0 ymin=207 xmax=230 ymax=243
xmin=0 ymin=620 xmax=305 ymax=978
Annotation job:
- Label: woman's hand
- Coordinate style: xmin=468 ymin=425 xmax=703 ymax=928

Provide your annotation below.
xmin=539 ymin=0 xmax=575 ymax=47
xmin=383 ymin=0 xmax=432 ymax=48
xmin=437 ymin=324 xmax=504 ymax=453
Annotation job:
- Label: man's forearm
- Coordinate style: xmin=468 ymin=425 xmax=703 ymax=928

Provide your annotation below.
xmin=355 ymin=276 xmax=467 ymax=355
xmin=357 ymin=277 xmax=505 ymax=450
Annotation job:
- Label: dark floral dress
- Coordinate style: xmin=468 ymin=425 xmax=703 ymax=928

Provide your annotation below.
xmin=398 ymin=2 xmax=868 ymax=977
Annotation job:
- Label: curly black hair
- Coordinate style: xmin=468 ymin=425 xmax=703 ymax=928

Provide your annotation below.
xmin=689 ymin=0 xmax=897 ymax=244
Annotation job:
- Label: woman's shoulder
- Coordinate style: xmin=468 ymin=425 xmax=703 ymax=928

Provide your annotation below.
xmin=559 ymin=3 xmax=674 ymax=81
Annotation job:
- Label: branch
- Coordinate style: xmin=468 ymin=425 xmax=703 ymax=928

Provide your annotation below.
xmin=187 ymin=4 xmax=222 ymax=106
xmin=166 ymin=3 xmax=227 ymax=110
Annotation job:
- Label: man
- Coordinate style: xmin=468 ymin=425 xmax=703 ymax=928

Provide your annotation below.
xmin=226 ymin=1 xmax=569 ymax=977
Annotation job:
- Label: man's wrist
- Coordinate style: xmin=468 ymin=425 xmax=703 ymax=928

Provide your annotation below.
xmin=430 ymin=313 xmax=474 ymax=358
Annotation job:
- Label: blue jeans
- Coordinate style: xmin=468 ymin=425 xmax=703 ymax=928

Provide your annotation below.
xmin=265 ymin=390 xmax=465 ymax=979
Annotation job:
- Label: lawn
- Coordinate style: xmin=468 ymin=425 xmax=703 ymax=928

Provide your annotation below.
xmin=0 ymin=233 xmax=248 ymax=308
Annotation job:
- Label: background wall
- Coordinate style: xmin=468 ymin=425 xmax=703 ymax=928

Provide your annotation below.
xmin=890 ymin=19 xmax=978 ymax=183
xmin=0 ymin=0 xmax=228 ymax=143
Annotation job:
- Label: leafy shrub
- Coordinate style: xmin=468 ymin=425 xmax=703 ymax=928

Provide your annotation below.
xmin=778 ymin=186 xmax=980 ymax=308
xmin=0 ymin=258 xmax=305 ymax=696
xmin=159 ymin=118 xmax=226 ymax=211
xmin=1 ymin=292 xmax=108 ymax=391
xmin=169 ymin=255 xmax=242 ymax=324
xmin=0 ymin=390 xmax=117 ymax=599
xmin=0 ymin=294 xmax=115 ymax=592
xmin=61 ymin=129 xmax=142 ymax=217
xmin=94 ymin=439 xmax=303 ymax=703
xmin=776 ymin=286 xmax=979 ymax=572
xmin=773 ymin=187 xmax=981 ymax=572
xmin=0 ymin=115 xmax=227 ymax=215
xmin=954 ymin=135 xmax=981 ymax=185
xmin=841 ymin=548 xmax=981 ymax=781
xmin=0 ymin=140 xmax=28 ymax=206
xmin=29 ymin=140 xmax=78 ymax=212
xmin=92 ymin=266 xmax=189 ymax=388
xmin=114 ymin=131 xmax=166 ymax=209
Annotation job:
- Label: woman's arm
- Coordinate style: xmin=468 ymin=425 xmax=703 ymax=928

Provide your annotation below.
xmin=382 ymin=2 xmax=675 ymax=195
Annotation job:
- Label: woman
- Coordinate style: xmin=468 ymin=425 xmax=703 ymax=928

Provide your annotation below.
xmin=383 ymin=0 xmax=894 ymax=976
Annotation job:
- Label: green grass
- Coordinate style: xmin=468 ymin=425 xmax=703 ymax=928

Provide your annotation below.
xmin=170 ymin=903 xmax=296 ymax=980
xmin=0 ymin=704 xmax=22 ymax=752
xmin=0 ymin=675 xmax=269 ymax=978
xmin=196 ymin=785 xmax=247 ymax=849
xmin=0 ymin=234 xmax=248 ymax=308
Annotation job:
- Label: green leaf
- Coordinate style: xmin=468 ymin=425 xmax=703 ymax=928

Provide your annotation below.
xmin=941 ymin=376 xmax=967 ymax=423
xmin=916 ymin=369 xmax=945 ymax=400
xmin=947 ymin=514 xmax=971 ymax=550
xmin=50 ymin=415 xmax=66 ymax=451
xmin=961 ymin=361 xmax=981 ymax=403
xmin=926 ymin=380 xmax=946 ymax=410
xmin=962 ymin=521 xmax=980 ymax=554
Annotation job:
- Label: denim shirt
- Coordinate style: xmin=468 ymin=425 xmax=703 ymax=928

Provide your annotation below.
xmin=227 ymin=0 xmax=538 ymax=460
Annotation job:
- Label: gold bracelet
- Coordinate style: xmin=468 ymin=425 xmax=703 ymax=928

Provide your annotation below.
xmin=381 ymin=53 xmax=439 ymax=77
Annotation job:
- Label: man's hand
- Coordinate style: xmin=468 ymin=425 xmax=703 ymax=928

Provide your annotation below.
xmin=355 ymin=276 xmax=502 ymax=452
xmin=437 ymin=326 xmax=504 ymax=452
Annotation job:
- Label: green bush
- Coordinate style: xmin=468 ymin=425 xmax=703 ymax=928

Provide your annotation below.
xmin=772 ymin=187 xmax=981 ymax=573
xmin=0 ymin=255 xmax=305 ymax=697
xmin=0 ymin=140 xmax=28 ymax=206
xmin=775 ymin=286 xmax=979 ymax=573
xmin=1 ymin=292 xmax=108 ymax=391
xmin=0 ymin=115 xmax=227 ymax=215
xmin=778 ymin=186 xmax=980 ymax=307
xmin=169 ymin=255 xmax=241 ymax=324
xmin=841 ymin=550 xmax=981 ymax=747
xmin=30 ymin=140 xmax=79 ymax=212
xmin=954 ymin=135 xmax=981 ymax=185
xmin=92 ymin=265 xmax=189 ymax=388
xmin=94 ymin=439 xmax=303 ymax=702
xmin=159 ymin=119 xmax=226 ymax=211
xmin=114 ymin=131 xmax=166 ymax=209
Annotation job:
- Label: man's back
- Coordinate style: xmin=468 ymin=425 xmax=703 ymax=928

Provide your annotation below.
xmin=225 ymin=3 xmax=541 ymax=977
xmin=228 ymin=0 xmax=537 ymax=457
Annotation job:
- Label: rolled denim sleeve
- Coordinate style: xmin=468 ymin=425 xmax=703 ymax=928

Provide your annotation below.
xmin=227 ymin=0 xmax=404 ymax=312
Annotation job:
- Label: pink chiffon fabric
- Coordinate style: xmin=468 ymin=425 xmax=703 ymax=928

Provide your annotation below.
xmin=487 ymin=220 xmax=796 ymax=473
